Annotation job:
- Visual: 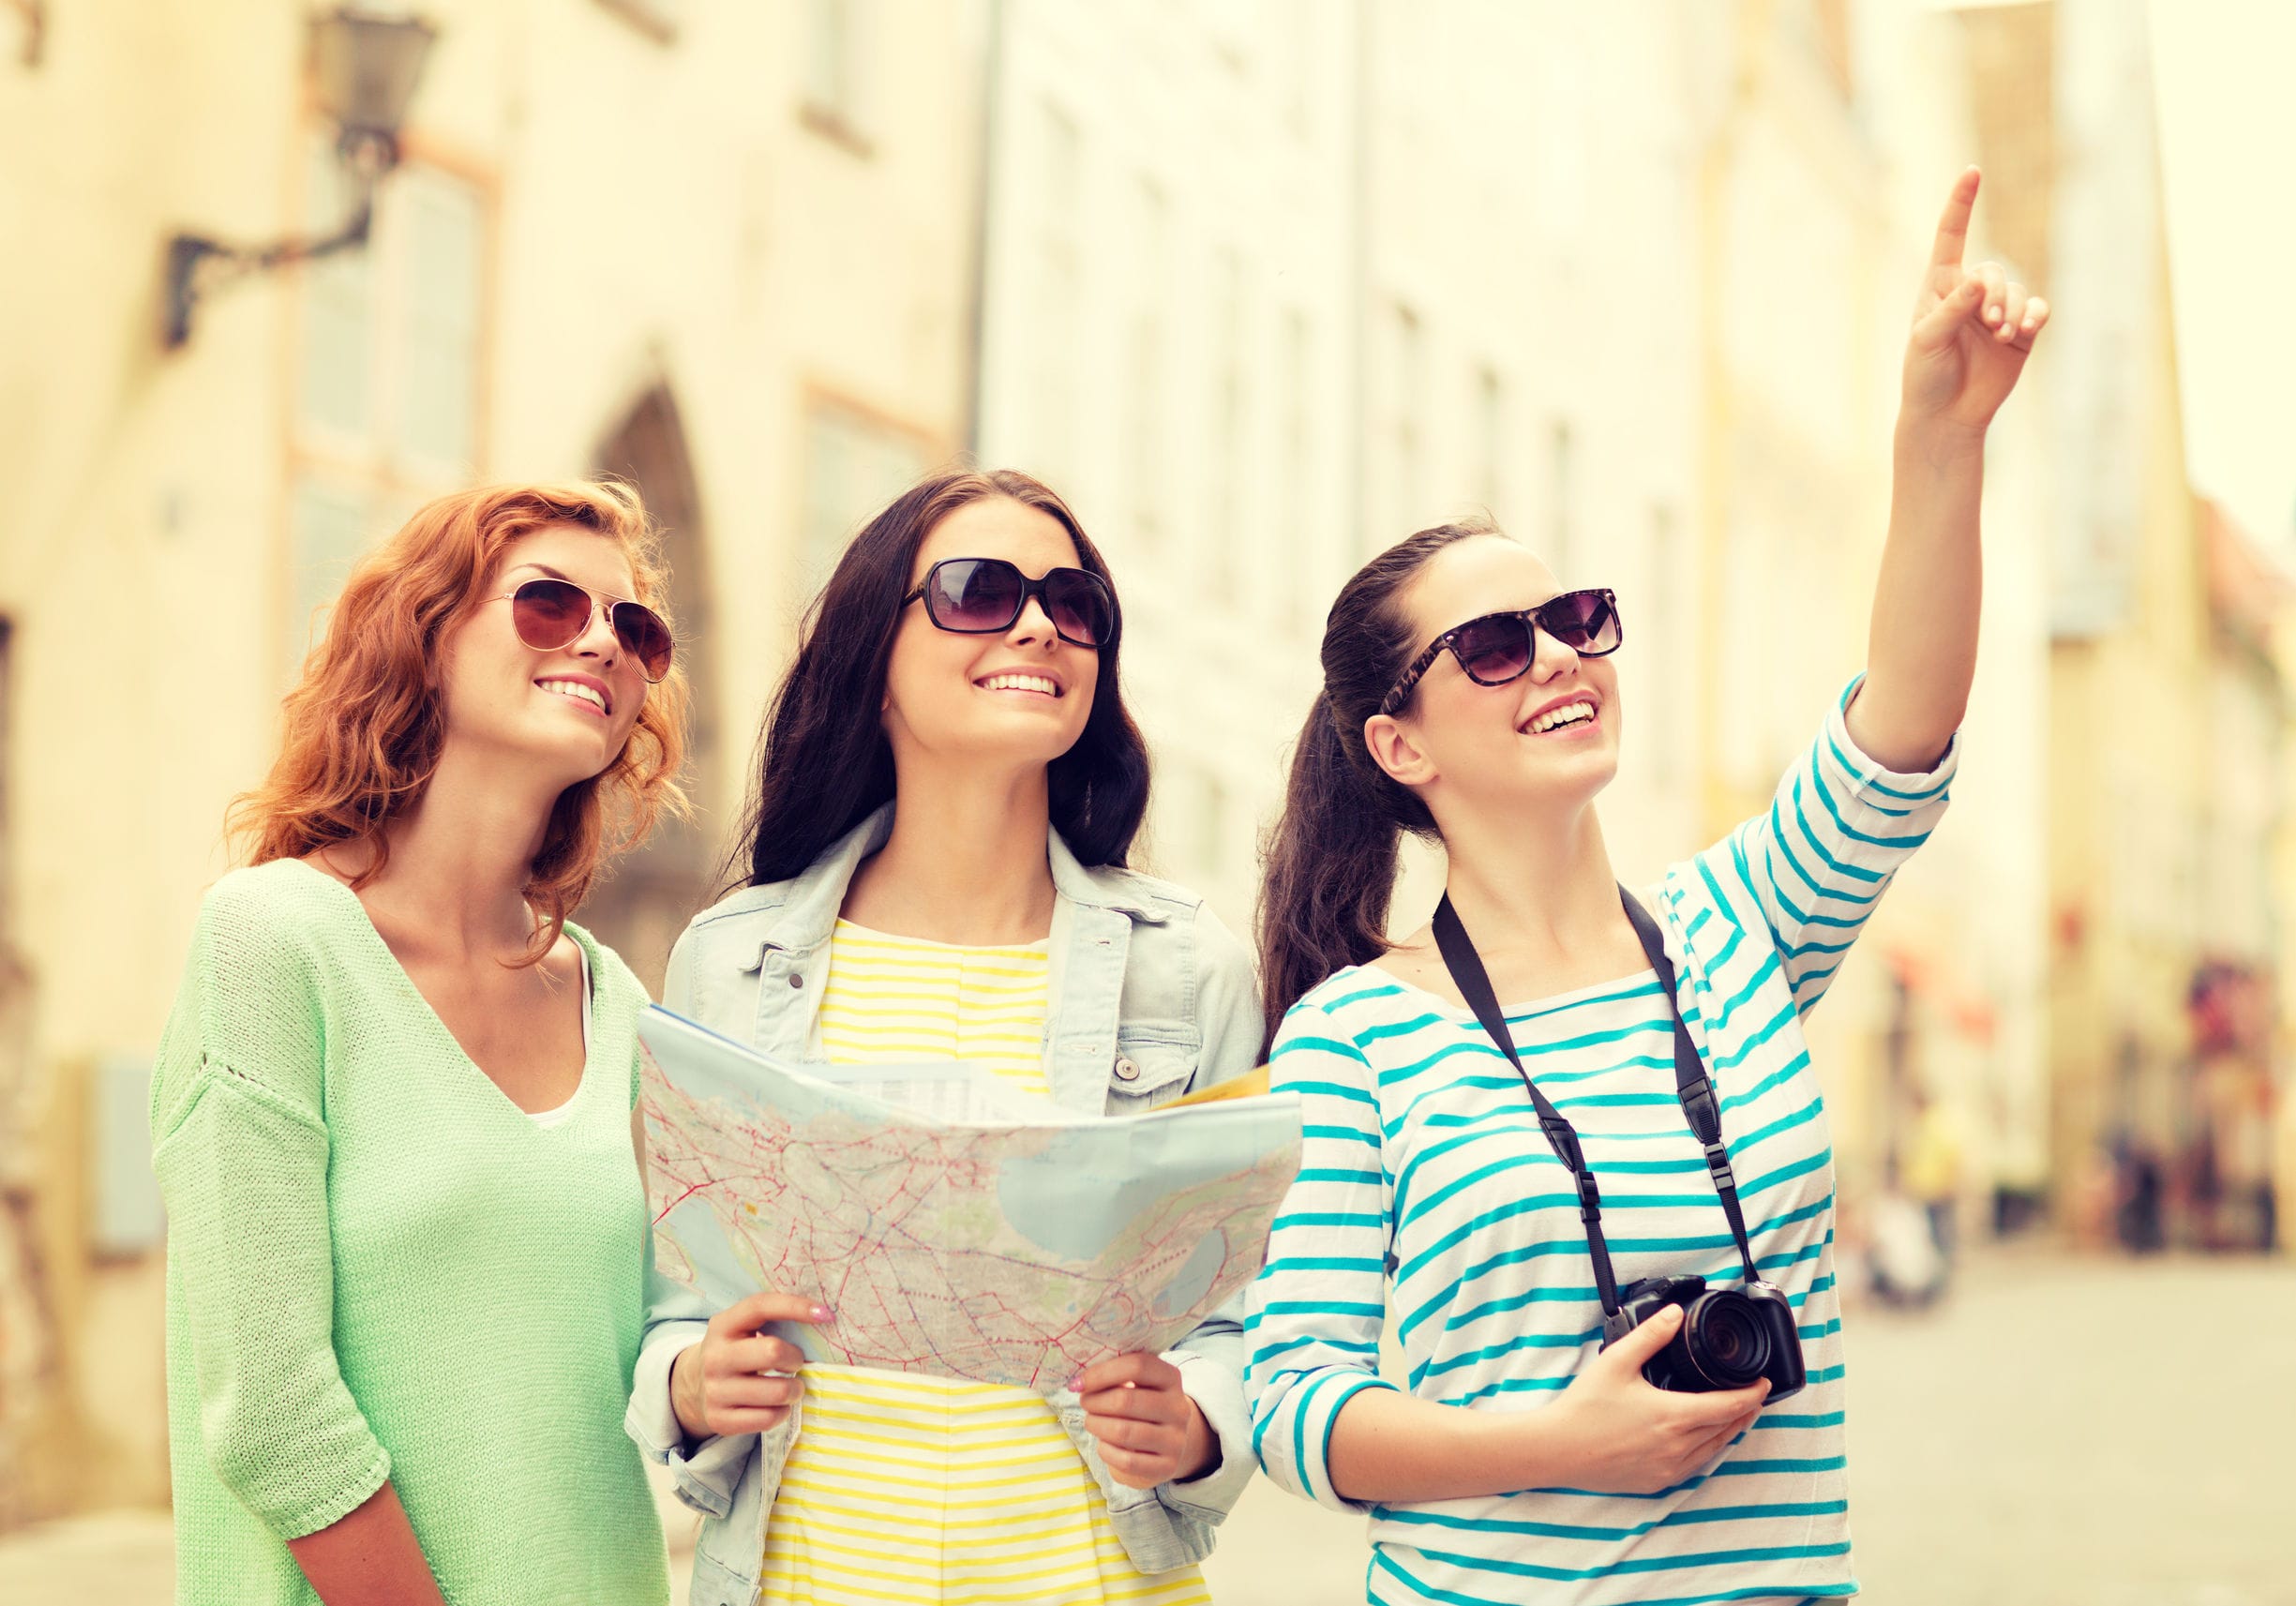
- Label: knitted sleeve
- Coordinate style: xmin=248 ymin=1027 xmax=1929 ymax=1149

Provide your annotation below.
xmin=149 ymin=873 xmax=393 ymax=1539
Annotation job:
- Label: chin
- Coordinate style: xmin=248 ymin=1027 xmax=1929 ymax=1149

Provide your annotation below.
xmin=951 ymin=717 xmax=1086 ymax=768
xmin=521 ymin=728 xmax=624 ymax=788
xmin=1508 ymin=751 xmax=1620 ymax=808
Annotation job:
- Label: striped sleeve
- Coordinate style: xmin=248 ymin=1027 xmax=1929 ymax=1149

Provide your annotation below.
xmin=1714 ymin=675 xmax=1956 ymax=1013
xmin=1243 ymin=998 xmax=1398 ymax=1513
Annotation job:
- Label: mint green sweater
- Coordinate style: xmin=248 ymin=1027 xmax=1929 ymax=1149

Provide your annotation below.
xmin=150 ymin=860 xmax=669 ymax=1605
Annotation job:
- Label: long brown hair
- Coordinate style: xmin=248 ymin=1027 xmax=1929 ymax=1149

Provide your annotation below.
xmin=1256 ymin=520 xmax=1497 ymax=1049
xmin=728 ymin=467 xmax=1150 ymax=892
xmin=232 ymin=482 xmax=690 ymax=960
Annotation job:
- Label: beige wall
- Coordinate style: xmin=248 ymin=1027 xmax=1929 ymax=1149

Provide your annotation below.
xmin=0 ymin=0 xmax=981 ymax=1521
xmin=974 ymin=0 xmax=2059 ymax=1235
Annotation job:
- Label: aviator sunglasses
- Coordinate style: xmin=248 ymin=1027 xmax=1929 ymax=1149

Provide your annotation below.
xmin=493 ymin=577 xmax=675 ymax=683
xmin=1379 ymin=588 xmax=1621 ymax=715
xmin=903 ymin=557 xmax=1121 ymax=650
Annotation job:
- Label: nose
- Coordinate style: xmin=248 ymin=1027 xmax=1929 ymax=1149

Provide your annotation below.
xmin=1525 ymin=621 xmax=1582 ymax=682
xmin=1005 ymin=593 xmax=1059 ymax=651
xmin=569 ymin=599 xmax=623 ymax=668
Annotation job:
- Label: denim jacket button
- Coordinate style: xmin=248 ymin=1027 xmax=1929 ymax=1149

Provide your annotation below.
xmin=1114 ymin=1056 xmax=1140 ymax=1082
xmin=788 ymin=973 xmax=804 ymax=988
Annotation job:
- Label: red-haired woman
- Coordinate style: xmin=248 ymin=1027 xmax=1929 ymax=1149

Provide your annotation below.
xmin=150 ymin=484 xmax=687 ymax=1605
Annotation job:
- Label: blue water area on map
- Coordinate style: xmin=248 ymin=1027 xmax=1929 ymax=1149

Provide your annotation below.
xmin=1152 ymin=1229 xmax=1229 ymax=1319
xmin=994 ymin=1113 xmax=1284 ymax=1262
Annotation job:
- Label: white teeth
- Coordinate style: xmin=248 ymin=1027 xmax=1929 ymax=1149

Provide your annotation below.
xmin=1528 ymin=699 xmax=1594 ymax=734
xmin=979 ymin=673 xmax=1058 ymax=697
xmin=538 ymin=679 xmax=607 ymax=713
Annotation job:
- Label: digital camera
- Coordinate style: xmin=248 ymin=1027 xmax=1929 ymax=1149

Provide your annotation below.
xmin=1601 ymin=1273 xmax=1806 ymax=1402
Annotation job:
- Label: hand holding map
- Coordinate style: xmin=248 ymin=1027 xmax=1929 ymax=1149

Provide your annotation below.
xmin=639 ymin=1008 xmax=1302 ymax=1391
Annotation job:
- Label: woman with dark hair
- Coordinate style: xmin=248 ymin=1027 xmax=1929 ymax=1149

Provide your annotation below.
xmin=151 ymin=483 xmax=685 ymax=1604
xmin=1246 ymin=172 xmax=2046 ymax=1602
xmin=627 ymin=469 xmax=1260 ymax=1606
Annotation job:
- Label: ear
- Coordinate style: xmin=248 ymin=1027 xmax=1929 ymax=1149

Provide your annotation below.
xmin=1362 ymin=711 xmax=1439 ymax=790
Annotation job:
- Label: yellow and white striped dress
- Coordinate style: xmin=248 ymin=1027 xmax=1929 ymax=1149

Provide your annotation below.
xmin=761 ymin=920 xmax=1212 ymax=1606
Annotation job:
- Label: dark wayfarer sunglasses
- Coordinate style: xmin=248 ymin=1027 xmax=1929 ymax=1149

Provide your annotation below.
xmin=494 ymin=577 xmax=675 ymax=683
xmin=903 ymin=557 xmax=1121 ymax=650
xmin=1379 ymin=588 xmax=1621 ymax=714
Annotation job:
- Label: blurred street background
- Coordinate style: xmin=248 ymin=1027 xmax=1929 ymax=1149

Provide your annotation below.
xmin=3 ymin=0 xmax=2294 ymax=1598
xmin=8 ymin=1250 xmax=2292 ymax=1602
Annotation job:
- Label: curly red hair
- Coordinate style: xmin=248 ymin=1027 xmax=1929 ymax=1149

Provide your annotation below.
xmin=232 ymin=482 xmax=690 ymax=960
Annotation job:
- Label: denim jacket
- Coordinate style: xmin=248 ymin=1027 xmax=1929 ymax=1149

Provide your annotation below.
xmin=623 ymin=805 xmax=1266 ymax=1606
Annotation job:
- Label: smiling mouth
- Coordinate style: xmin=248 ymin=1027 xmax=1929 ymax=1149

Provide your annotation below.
xmin=536 ymin=678 xmax=611 ymax=717
xmin=1522 ymin=698 xmax=1597 ymax=735
xmin=975 ymin=673 xmax=1062 ymax=698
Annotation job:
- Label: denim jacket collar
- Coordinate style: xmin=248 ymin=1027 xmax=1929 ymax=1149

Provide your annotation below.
xmin=751 ymin=803 xmax=1169 ymax=962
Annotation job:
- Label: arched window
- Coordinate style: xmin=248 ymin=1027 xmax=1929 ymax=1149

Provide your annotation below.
xmin=581 ymin=385 xmax=717 ymax=994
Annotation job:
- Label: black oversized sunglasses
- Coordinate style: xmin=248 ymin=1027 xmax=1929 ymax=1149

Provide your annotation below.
xmin=903 ymin=557 xmax=1120 ymax=650
xmin=1379 ymin=588 xmax=1621 ymax=715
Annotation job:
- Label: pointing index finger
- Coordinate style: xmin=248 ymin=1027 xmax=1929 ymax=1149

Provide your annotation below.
xmin=726 ymin=1291 xmax=832 ymax=1334
xmin=1930 ymin=166 xmax=1980 ymax=269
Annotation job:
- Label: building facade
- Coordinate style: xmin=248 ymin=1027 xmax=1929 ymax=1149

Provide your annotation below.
xmin=974 ymin=0 xmax=2056 ymax=1256
xmin=0 ymin=0 xmax=983 ymax=1523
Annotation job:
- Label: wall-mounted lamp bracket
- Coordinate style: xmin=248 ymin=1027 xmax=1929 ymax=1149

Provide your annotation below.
xmin=161 ymin=130 xmax=395 ymax=350
xmin=158 ymin=8 xmax=434 ymax=352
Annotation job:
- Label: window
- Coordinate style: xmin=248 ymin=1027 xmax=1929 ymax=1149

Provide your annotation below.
xmin=1385 ymin=301 xmax=1425 ymax=546
xmin=1206 ymin=247 xmax=1248 ymax=597
xmin=1163 ymin=764 xmax=1230 ymax=886
xmin=1277 ymin=0 xmax=1314 ymax=136
xmin=1030 ymin=101 xmax=1083 ymax=487
xmin=1278 ymin=307 xmax=1313 ymax=627
xmin=1644 ymin=503 xmax=1683 ymax=782
xmin=287 ymin=476 xmax=388 ymax=665
xmin=0 ymin=619 xmax=11 ymax=945
xmin=798 ymin=397 xmax=934 ymax=598
xmin=297 ymin=158 xmax=371 ymax=440
xmin=1123 ymin=176 xmax=1170 ymax=549
xmin=592 ymin=0 xmax=681 ymax=43
xmin=295 ymin=152 xmax=485 ymax=477
xmin=802 ymin=0 xmax=868 ymax=147
xmin=1195 ymin=771 xmax=1229 ymax=882
xmin=1547 ymin=419 xmax=1574 ymax=578
xmin=289 ymin=141 xmax=488 ymax=667
xmin=1807 ymin=0 xmax=1854 ymax=101
xmin=396 ymin=176 xmax=484 ymax=472
xmin=1474 ymin=365 xmax=1507 ymax=520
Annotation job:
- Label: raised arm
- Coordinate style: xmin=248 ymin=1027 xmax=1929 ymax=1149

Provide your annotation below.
xmin=1850 ymin=167 xmax=2049 ymax=772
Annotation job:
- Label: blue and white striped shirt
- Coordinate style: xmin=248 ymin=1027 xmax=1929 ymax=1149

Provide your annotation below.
xmin=1245 ymin=683 xmax=1954 ymax=1606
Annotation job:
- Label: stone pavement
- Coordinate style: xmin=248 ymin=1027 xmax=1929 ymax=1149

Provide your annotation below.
xmin=8 ymin=1251 xmax=2290 ymax=1604
xmin=1200 ymin=1249 xmax=2296 ymax=1605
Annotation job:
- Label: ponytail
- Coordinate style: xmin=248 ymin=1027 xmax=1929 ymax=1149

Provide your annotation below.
xmin=1256 ymin=696 xmax=1409 ymax=1052
xmin=1254 ymin=519 xmax=1500 ymax=1051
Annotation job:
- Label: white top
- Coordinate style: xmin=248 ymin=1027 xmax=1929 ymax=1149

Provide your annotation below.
xmin=528 ymin=941 xmax=590 ymax=1129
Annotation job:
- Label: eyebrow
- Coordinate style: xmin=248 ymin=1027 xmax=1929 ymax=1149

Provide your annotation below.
xmin=503 ymin=563 xmax=571 ymax=582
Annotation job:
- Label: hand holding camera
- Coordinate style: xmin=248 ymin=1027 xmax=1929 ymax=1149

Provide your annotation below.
xmin=1605 ymin=1272 xmax=1807 ymax=1398
xmin=1543 ymin=1305 xmax=1770 ymax=1495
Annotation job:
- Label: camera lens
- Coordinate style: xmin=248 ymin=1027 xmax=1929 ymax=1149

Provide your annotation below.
xmin=1683 ymin=1290 xmax=1771 ymax=1388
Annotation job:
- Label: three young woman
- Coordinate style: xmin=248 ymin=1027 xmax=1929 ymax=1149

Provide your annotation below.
xmin=152 ymin=484 xmax=686 ymax=1603
xmin=625 ymin=470 xmax=1263 ymax=1606
xmin=1243 ymin=170 xmax=2045 ymax=1603
xmin=159 ymin=167 xmax=2041 ymax=1606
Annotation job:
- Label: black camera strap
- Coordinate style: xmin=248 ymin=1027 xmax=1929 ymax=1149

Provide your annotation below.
xmin=1430 ymin=886 xmax=1764 ymax=1322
